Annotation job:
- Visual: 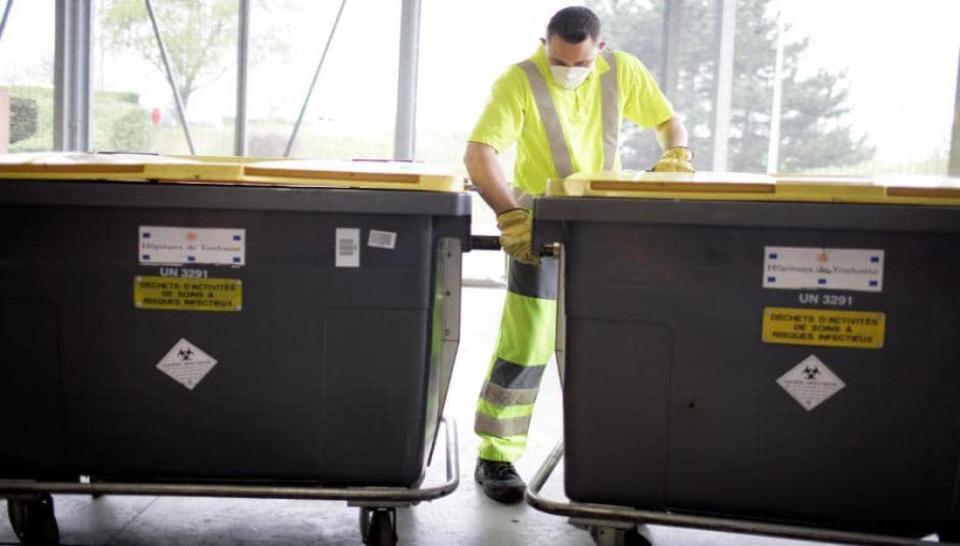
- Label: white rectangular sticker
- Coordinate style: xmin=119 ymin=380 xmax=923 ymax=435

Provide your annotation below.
xmin=368 ymin=230 xmax=397 ymax=250
xmin=763 ymin=247 xmax=883 ymax=292
xmin=336 ymin=228 xmax=360 ymax=268
xmin=140 ymin=226 xmax=245 ymax=267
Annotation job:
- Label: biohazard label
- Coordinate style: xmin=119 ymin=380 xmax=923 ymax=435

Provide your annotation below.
xmin=134 ymin=276 xmax=242 ymax=312
xmin=156 ymin=338 xmax=218 ymax=390
xmin=139 ymin=226 xmax=245 ymax=267
xmin=763 ymin=247 xmax=883 ymax=292
xmin=777 ymin=355 xmax=845 ymax=411
xmin=762 ymin=307 xmax=885 ymax=349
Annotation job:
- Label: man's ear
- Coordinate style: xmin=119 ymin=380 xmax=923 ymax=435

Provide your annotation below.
xmin=598 ymin=40 xmax=607 ymax=50
xmin=540 ymin=37 xmax=546 ymax=46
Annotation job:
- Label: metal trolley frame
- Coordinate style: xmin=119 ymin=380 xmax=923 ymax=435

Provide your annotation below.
xmin=1 ymin=418 xmax=458 ymax=546
xmin=527 ymin=439 xmax=957 ymax=546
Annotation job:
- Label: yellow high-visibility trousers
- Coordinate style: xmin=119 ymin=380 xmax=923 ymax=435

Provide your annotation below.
xmin=475 ymin=257 xmax=557 ymax=462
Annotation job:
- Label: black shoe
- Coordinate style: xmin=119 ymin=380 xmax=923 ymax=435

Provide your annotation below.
xmin=475 ymin=458 xmax=526 ymax=504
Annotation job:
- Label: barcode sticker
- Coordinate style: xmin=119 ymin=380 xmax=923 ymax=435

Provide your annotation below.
xmin=335 ymin=228 xmax=360 ymax=268
xmin=368 ymin=230 xmax=398 ymax=250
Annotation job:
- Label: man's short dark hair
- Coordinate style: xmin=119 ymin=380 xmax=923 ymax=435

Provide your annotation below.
xmin=547 ymin=6 xmax=601 ymax=44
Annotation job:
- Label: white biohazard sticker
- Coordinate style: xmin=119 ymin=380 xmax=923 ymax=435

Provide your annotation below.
xmin=763 ymin=247 xmax=884 ymax=292
xmin=156 ymin=338 xmax=218 ymax=391
xmin=335 ymin=228 xmax=360 ymax=267
xmin=140 ymin=226 xmax=245 ymax=267
xmin=777 ymin=354 xmax=846 ymax=411
xmin=368 ymin=230 xmax=397 ymax=250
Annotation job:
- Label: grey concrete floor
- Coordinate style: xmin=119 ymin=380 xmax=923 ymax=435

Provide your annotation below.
xmin=1 ymin=286 xmax=849 ymax=545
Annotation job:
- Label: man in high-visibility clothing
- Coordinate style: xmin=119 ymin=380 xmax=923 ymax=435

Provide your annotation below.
xmin=464 ymin=6 xmax=693 ymax=504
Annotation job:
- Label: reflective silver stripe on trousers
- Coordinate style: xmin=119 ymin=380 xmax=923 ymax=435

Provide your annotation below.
xmin=516 ymin=50 xmax=620 ymax=178
xmin=480 ymin=382 xmax=539 ymax=406
xmin=475 ymin=413 xmax=533 ymax=437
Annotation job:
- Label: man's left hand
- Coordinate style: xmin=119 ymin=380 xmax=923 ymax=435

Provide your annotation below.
xmin=651 ymin=146 xmax=694 ymax=173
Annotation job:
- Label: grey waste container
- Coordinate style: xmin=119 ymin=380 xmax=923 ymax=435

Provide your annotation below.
xmin=0 ymin=155 xmax=468 ymax=488
xmin=534 ymin=172 xmax=960 ymax=539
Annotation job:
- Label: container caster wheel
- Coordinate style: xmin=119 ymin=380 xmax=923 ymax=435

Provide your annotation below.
xmin=359 ymin=507 xmax=397 ymax=546
xmin=590 ymin=525 xmax=651 ymax=546
xmin=7 ymin=495 xmax=60 ymax=545
xmin=89 ymin=477 xmax=104 ymax=499
xmin=939 ymin=529 xmax=960 ymax=545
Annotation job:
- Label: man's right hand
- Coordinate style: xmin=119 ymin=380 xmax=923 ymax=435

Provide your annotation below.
xmin=496 ymin=208 xmax=539 ymax=265
xmin=464 ymin=142 xmax=539 ymax=264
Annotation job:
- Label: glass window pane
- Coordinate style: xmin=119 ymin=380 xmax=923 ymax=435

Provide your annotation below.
xmin=0 ymin=0 xmax=56 ymax=153
xmin=248 ymin=0 xmax=401 ymax=159
xmin=418 ymin=0 xmax=570 ymax=173
xmin=591 ymin=0 xmax=960 ymax=176
xmin=776 ymin=0 xmax=960 ymax=175
xmin=93 ymin=0 xmax=238 ymax=155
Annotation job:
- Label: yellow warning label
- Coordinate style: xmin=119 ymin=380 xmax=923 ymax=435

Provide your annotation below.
xmin=134 ymin=276 xmax=242 ymax=312
xmin=762 ymin=307 xmax=885 ymax=350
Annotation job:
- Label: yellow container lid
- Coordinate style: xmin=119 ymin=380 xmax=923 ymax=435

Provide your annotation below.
xmin=0 ymin=152 xmax=465 ymax=192
xmin=546 ymin=171 xmax=960 ymax=206
xmin=242 ymin=158 xmax=464 ymax=192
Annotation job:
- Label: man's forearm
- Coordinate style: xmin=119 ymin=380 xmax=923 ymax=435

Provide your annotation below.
xmin=655 ymin=116 xmax=689 ymax=151
xmin=463 ymin=142 xmax=519 ymax=214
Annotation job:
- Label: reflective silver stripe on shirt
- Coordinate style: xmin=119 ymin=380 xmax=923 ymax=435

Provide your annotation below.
xmin=600 ymin=50 xmax=619 ymax=170
xmin=516 ymin=50 xmax=621 ymax=179
xmin=518 ymin=60 xmax=574 ymax=178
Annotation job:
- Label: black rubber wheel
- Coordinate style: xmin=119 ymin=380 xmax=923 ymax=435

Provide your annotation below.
xmin=7 ymin=495 xmax=60 ymax=545
xmin=367 ymin=510 xmax=397 ymax=546
xmin=89 ymin=477 xmax=104 ymax=499
xmin=939 ymin=529 xmax=960 ymax=545
xmin=622 ymin=528 xmax=652 ymax=546
xmin=590 ymin=525 xmax=652 ymax=546
xmin=359 ymin=508 xmax=372 ymax=544
xmin=7 ymin=499 xmax=24 ymax=534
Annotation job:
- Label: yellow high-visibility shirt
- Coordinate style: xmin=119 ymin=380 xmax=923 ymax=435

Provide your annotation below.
xmin=469 ymin=45 xmax=674 ymax=195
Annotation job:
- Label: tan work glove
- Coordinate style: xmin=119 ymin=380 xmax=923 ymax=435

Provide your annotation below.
xmin=651 ymin=146 xmax=695 ymax=173
xmin=497 ymin=208 xmax=539 ymax=265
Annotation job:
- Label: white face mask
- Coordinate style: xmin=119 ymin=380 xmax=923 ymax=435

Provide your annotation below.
xmin=550 ymin=65 xmax=592 ymax=90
